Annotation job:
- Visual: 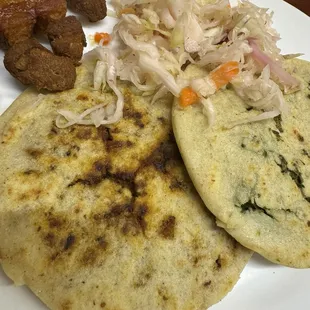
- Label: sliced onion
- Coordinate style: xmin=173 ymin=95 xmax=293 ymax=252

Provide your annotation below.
xmin=248 ymin=38 xmax=300 ymax=92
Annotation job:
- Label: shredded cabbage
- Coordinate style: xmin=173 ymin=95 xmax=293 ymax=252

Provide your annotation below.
xmin=57 ymin=47 xmax=124 ymax=128
xmin=56 ymin=0 xmax=301 ymax=129
xmin=201 ymin=98 xmax=216 ymax=128
xmin=230 ymin=65 xmax=288 ymax=127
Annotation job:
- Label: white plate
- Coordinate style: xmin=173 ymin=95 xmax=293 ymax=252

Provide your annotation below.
xmin=0 ymin=1 xmax=310 ymax=309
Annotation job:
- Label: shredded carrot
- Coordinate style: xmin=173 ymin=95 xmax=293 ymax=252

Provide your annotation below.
xmin=118 ymin=7 xmax=135 ymax=16
xmin=179 ymin=87 xmax=199 ymax=107
xmin=94 ymin=32 xmax=111 ymax=45
xmin=210 ymin=61 xmax=239 ymax=89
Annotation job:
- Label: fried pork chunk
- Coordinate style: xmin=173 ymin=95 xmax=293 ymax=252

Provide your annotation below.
xmin=4 ymin=38 xmax=76 ymax=91
xmin=35 ymin=0 xmax=67 ymax=30
xmin=68 ymin=0 xmax=107 ymax=22
xmin=0 ymin=0 xmax=67 ymax=46
xmin=47 ymin=16 xmax=86 ymax=65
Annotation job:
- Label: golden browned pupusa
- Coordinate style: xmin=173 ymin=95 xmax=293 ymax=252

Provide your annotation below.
xmin=0 ymin=65 xmax=251 ymax=310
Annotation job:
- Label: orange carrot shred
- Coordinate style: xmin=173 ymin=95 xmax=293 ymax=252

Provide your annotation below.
xmin=118 ymin=7 xmax=135 ymax=16
xmin=210 ymin=61 xmax=239 ymax=89
xmin=179 ymin=87 xmax=199 ymax=107
xmin=94 ymin=32 xmax=111 ymax=45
